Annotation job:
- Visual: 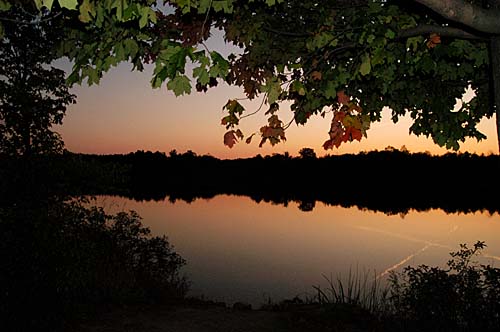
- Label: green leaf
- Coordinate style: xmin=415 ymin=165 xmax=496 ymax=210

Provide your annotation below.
xmin=176 ymin=0 xmax=192 ymax=14
xmin=139 ymin=6 xmax=149 ymax=29
xmin=111 ymin=0 xmax=124 ymax=21
xmin=151 ymin=66 xmax=167 ymax=88
xmin=261 ymin=77 xmax=281 ymax=104
xmin=308 ymin=32 xmax=335 ymax=50
xmin=78 ymin=0 xmax=95 ymax=23
xmin=167 ymin=75 xmax=192 ymax=96
xmin=193 ymin=66 xmax=210 ymax=85
xmin=0 ymin=1 xmax=12 ymax=11
xmin=148 ymin=8 xmax=157 ymax=24
xmin=406 ymin=36 xmax=422 ymax=52
xmin=198 ymin=0 xmax=212 ymax=13
xmin=58 ymin=0 xmax=77 ymax=10
xmin=359 ymin=54 xmax=371 ymax=76
xmin=212 ymin=0 xmax=232 ymax=13
xmin=209 ymin=51 xmax=229 ymax=78
xmin=95 ymin=5 xmax=105 ymax=27
xmin=114 ymin=42 xmax=125 ymax=61
xmin=123 ymin=39 xmax=139 ymax=58
xmin=291 ymin=80 xmax=306 ymax=96
xmin=385 ymin=29 xmax=395 ymax=39
xmin=324 ymin=81 xmax=337 ymax=99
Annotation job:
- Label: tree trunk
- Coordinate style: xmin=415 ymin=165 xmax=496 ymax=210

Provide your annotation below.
xmin=490 ymin=36 xmax=500 ymax=153
xmin=488 ymin=1 xmax=500 ymax=154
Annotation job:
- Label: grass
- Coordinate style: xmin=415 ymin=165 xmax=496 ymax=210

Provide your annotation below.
xmin=312 ymin=269 xmax=390 ymax=315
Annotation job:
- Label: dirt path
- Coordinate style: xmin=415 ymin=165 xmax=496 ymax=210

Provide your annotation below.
xmin=73 ymin=303 xmax=377 ymax=332
xmin=74 ymin=305 xmax=300 ymax=332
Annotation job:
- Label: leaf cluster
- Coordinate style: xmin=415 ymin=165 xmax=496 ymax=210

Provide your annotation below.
xmin=1 ymin=0 xmax=494 ymax=151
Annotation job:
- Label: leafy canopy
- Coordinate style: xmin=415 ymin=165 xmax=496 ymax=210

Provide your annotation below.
xmin=0 ymin=6 xmax=76 ymax=156
xmin=0 ymin=0 xmax=494 ymax=151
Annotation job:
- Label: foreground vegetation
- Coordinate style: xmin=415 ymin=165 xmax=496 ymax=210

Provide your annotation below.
xmin=0 ymin=199 xmax=188 ymax=331
xmin=265 ymin=241 xmax=500 ymax=332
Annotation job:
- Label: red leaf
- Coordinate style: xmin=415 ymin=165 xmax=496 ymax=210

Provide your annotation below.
xmin=337 ymin=90 xmax=350 ymax=105
xmin=351 ymin=127 xmax=363 ymax=141
xmin=223 ymin=130 xmax=238 ymax=148
xmin=323 ymin=139 xmax=334 ymax=150
xmin=334 ymin=111 xmax=346 ymax=123
xmin=235 ymin=129 xmax=244 ymax=139
xmin=426 ymin=33 xmax=441 ymax=48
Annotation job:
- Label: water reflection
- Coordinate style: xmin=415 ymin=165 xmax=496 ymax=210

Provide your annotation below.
xmin=96 ymin=194 xmax=500 ymax=307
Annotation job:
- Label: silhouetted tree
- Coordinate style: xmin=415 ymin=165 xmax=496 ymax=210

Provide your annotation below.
xmin=299 ymin=147 xmax=317 ymax=159
xmin=0 ymin=7 xmax=75 ymax=156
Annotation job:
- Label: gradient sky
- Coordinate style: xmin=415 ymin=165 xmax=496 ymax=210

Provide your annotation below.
xmin=56 ymin=31 xmax=498 ymax=159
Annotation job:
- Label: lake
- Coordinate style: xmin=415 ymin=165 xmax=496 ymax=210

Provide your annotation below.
xmin=94 ymin=194 xmax=500 ymax=307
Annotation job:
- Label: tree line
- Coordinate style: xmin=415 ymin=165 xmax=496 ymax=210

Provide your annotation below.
xmin=3 ymin=148 xmax=497 ymax=215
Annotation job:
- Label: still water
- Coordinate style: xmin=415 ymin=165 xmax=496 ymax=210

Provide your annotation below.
xmin=95 ymin=194 xmax=500 ymax=307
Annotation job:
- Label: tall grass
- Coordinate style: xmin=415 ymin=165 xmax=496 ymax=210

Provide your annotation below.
xmin=312 ymin=268 xmax=390 ymax=315
xmin=308 ymin=242 xmax=500 ymax=331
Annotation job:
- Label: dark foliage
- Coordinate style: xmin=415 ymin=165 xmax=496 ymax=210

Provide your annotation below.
xmin=389 ymin=241 xmax=500 ymax=332
xmin=0 ymin=199 xmax=188 ymax=332
xmin=0 ymin=7 xmax=76 ymax=156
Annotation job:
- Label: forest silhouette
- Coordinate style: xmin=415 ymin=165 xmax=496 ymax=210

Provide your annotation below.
xmin=3 ymin=148 xmax=498 ymax=215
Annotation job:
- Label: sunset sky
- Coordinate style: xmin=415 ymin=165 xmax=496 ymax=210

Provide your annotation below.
xmin=56 ymin=31 xmax=498 ymax=159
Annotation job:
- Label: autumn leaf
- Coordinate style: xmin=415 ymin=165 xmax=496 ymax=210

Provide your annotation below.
xmin=323 ymin=116 xmax=345 ymax=150
xmin=223 ymin=130 xmax=239 ymax=148
xmin=426 ymin=33 xmax=441 ymax=48
xmin=337 ymin=90 xmax=350 ymax=105
xmin=349 ymin=127 xmax=363 ymax=141
xmin=268 ymin=114 xmax=282 ymax=127
xmin=258 ymin=117 xmax=286 ymax=147
xmin=342 ymin=114 xmax=362 ymax=129
xmin=311 ymin=71 xmax=322 ymax=80
xmin=334 ymin=111 xmax=346 ymax=122
xmin=245 ymin=133 xmax=255 ymax=144
xmin=323 ymin=139 xmax=334 ymax=150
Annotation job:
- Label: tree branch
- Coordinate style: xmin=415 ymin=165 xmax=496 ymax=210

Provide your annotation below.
xmin=414 ymin=0 xmax=500 ymax=34
xmin=398 ymin=24 xmax=488 ymax=41
xmin=263 ymin=26 xmax=312 ymax=37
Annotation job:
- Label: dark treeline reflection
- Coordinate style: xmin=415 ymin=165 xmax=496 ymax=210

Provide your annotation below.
xmin=3 ymin=149 xmax=498 ymax=215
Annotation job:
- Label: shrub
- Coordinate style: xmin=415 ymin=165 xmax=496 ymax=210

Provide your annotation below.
xmin=0 ymin=199 xmax=189 ymax=331
xmin=389 ymin=241 xmax=500 ymax=331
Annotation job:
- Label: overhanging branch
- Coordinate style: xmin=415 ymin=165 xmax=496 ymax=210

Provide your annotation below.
xmin=398 ymin=24 xmax=488 ymax=41
xmin=414 ymin=0 xmax=500 ymax=34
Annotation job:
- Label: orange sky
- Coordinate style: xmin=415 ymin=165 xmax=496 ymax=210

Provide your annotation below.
xmin=56 ymin=32 xmax=498 ymax=159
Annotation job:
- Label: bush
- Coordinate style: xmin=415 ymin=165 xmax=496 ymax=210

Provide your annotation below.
xmin=0 ymin=199 xmax=189 ymax=331
xmin=389 ymin=241 xmax=500 ymax=331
